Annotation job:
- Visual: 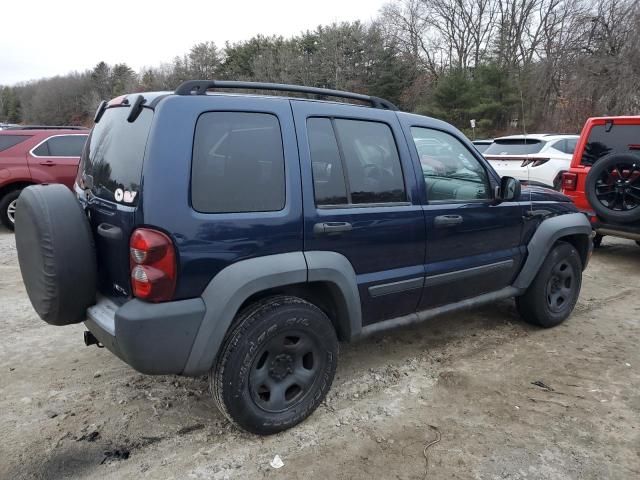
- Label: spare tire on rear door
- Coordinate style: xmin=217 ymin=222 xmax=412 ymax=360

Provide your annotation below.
xmin=585 ymin=153 xmax=640 ymax=224
xmin=15 ymin=184 xmax=97 ymax=326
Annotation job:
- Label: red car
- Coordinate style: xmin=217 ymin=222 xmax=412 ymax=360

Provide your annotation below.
xmin=562 ymin=116 xmax=640 ymax=246
xmin=0 ymin=127 xmax=88 ymax=230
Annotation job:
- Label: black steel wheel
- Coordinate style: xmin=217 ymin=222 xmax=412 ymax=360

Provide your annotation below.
xmin=586 ymin=154 xmax=640 ymax=224
xmin=545 ymin=258 xmax=576 ymax=314
xmin=249 ymin=330 xmax=325 ymax=413
xmin=211 ymin=296 xmax=338 ymax=435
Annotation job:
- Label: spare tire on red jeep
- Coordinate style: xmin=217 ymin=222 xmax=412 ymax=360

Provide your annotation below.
xmin=585 ymin=153 xmax=640 ymax=224
xmin=15 ymin=184 xmax=97 ymax=326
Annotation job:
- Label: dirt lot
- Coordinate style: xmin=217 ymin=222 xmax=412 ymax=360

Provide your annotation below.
xmin=0 ymin=226 xmax=638 ymax=480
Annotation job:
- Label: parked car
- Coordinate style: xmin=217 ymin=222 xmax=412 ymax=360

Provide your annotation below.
xmin=562 ymin=116 xmax=640 ymax=247
xmin=484 ymin=134 xmax=579 ymax=190
xmin=472 ymin=139 xmax=493 ymax=153
xmin=0 ymin=123 xmax=20 ymax=130
xmin=14 ymin=81 xmax=591 ymax=435
xmin=0 ymin=128 xmax=88 ymax=229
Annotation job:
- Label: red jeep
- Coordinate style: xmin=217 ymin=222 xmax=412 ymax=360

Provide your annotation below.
xmin=0 ymin=127 xmax=88 ymax=230
xmin=562 ymin=116 xmax=640 ymax=247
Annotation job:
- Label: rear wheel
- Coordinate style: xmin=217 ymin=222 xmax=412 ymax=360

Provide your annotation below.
xmin=516 ymin=242 xmax=582 ymax=328
xmin=0 ymin=189 xmax=21 ymax=231
xmin=211 ymin=296 xmax=338 ymax=435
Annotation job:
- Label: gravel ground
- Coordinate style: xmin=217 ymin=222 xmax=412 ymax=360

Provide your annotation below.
xmin=0 ymin=225 xmax=638 ymax=480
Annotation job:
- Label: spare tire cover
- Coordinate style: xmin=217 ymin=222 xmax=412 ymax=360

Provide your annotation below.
xmin=15 ymin=184 xmax=97 ymax=326
xmin=585 ymin=153 xmax=640 ymax=224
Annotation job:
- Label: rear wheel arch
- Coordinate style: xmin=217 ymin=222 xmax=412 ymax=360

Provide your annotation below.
xmin=0 ymin=180 xmax=34 ymax=199
xmin=182 ymin=251 xmax=361 ymax=376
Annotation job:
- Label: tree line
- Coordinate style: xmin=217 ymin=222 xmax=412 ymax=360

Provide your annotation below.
xmin=1 ymin=0 xmax=637 ymax=137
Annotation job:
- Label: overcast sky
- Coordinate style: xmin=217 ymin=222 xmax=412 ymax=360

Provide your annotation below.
xmin=1 ymin=0 xmax=388 ymax=85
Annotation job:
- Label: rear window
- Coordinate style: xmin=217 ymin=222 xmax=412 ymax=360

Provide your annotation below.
xmin=484 ymin=139 xmax=544 ymax=155
xmin=191 ymin=112 xmax=285 ymax=213
xmin=581 ymin=124 xmax=640 ymax=166
xmin=0 ymin=135 xmax=30 ymax=153
xmin=79 ymin=107 xmax=153 ymax=206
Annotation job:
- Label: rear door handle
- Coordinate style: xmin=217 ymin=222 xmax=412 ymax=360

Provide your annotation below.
xmin=39 ymin=160 xmax=56 ymax=166
xmin=97 ymin=222 xmax=123 ymax=240
xmin=434 ymin=215 xmax=463 ymax=227
xmin=313 ymin=222 xmax=353 ymax=235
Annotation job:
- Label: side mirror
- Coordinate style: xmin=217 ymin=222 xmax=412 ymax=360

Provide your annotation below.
xmin=495 ymin=176 xmax=521 ymax=203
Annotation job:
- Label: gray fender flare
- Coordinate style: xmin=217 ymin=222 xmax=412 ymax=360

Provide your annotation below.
xmin=513 ymin=212 xmax=591 ymax=290
xmin=304 ymin=250 xmax=362 ymax=341
xmin=182 ymin=251 xmax=362 ymax=376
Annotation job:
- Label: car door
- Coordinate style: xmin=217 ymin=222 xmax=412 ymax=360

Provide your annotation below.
xmin=292 ymin=101 xmax=426 ymax=325
xmin=28 ymin=134 xmax=87 ymax=188
xmin=399 ymin=119 xmax=526 ymax=309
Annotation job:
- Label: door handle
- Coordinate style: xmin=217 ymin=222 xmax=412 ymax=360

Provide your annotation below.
xmin=434 ymin=215 xmax=463 ymax=227
xmin=39 ymin=160 xmax=56 ymax=166
xmin=313 ymin=222 xmax=353 ymax=235
xmin=97 ymin=222 xmax=123 ymax=240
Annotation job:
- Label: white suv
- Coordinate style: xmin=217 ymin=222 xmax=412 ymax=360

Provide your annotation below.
xmin=484 ymin=134 xmax=578 ymax=190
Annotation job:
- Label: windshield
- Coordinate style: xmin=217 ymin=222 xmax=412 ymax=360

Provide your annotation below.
xmin=78 ymin=107 xmax=153 ymax=206
xmin=484 ymin=138 xmax=544 ymax=155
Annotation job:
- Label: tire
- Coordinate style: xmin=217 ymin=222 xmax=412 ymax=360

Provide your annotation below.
xmin=593 ymin=233 xmax=603 ymax=249
xmin=516 ymin=242 xmax=582 ymax=328
xmin=585 ymin=153 xmax=640 ymax=224
xmin=636 ymin=240 xmax=640 ymax=248
xmin=211 ymin=295 xmax=338 ymax=435
xmin=0 ymin=189 xmax=21 ymax=231
xmin=15 ymin=184 xmax=97 ymax=326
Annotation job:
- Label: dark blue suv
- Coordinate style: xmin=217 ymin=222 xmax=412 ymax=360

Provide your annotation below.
xmin=15 ymin=81 xmax=592 ymax=435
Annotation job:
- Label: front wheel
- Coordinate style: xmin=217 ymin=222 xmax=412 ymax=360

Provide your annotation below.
xmin=516 ymin=242 xmax=582 ymax=328
xmin=0 ymin=189 xmax=21 ymax=231
xmin=211 ymin=296 xmax=338 ymax=435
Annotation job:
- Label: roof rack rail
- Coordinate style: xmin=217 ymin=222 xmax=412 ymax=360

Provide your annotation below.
xmin=174 ymin=80 xmax=399 ymax=111
xmin=4 ymin=125 xmax=89 ymax=131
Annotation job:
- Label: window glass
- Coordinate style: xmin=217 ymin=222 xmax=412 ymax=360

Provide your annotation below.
xmin=411 ymin=127 xmax=490 ymax=202
xmin=307 ymin=118 xmax=348 ymax=205
xmin=0 ymin=135 xmax=30 ymax=152
xmin=551 ymin=139 xmax=566 ymax=153
xmin=484 ymin=139 xmax=544 ymax=155
xmin=43 ymin=135 xmax=87 ymax=156
xmin=565 ymin=138 xmax=578 ymax=155
xmin=192 ymin=112 xmax=285 ymax=213
xmin=333 ymin=119 xmax=406 ymax=204
xmin=581 ymin=124 xmax=640 ymax=166
xmin=80 ymin=107 xmax=153 ymax=206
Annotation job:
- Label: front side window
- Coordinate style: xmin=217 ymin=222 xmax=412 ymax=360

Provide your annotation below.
xmin=192 ymin=112 xmax=285 ymax=213
xmin=411 ymin=127 xmax=490 ymax=202
xmin=307 ymin=117 xmax=406 ymax=206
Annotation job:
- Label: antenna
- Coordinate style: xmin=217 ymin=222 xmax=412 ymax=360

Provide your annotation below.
xmin=516 ymin=69 xmax=533 ymax=211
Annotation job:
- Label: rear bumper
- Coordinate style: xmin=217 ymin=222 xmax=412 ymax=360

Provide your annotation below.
xmin=85 ymin=295 xmax=206 ymax=375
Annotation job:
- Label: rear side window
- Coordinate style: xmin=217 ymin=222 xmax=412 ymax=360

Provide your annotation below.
xmin=307 ymin=117 xmax=406 ymax=206
xmin=581 ymin=124 xmax=640 ymax=166
xmin=80 ymin=107 xmax=153 ymax=205
xmin=0 ymin=135 xmax=30 ymax=153
xmin=191 ymin=112 xmax=285 ymax=213
xmin=484 ymin=139 xmax=544 ymax=155
xmin=307 ymin=118 xmax=348 ymax=205
xmin=33 ymin=135 xmax=87 ymax=157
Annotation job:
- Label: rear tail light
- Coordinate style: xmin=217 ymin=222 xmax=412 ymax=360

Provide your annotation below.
xmin=561 ymin=172 xmax=578 ymax=191
xmin=521 ymin=158 xmax=550 ymax=167
xmin=130 ymin=228 xmax=176 ymax=302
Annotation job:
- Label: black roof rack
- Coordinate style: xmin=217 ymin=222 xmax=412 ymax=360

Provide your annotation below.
xmin=3 ymin=125 xmax=89 ymax=131
xmin=174 ymin=80 xmax=399 ymax=111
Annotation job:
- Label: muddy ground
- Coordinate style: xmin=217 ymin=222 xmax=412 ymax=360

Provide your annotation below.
xmin=0 ymin=225 xmax=638 ymax=480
